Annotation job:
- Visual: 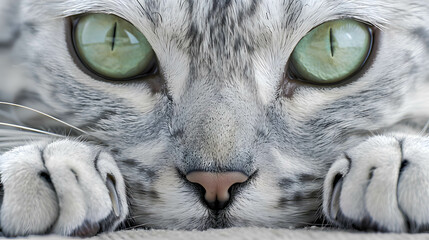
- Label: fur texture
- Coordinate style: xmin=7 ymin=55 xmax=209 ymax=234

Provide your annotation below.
xmin=0 ymin=0 xmax=428 ymax=237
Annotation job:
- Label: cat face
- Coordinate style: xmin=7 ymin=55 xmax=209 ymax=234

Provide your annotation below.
xmin=6 ymin=0 xmax=429 ymax=229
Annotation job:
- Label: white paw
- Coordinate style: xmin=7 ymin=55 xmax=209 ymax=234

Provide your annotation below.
xmin=324 ymin=135 xmax=429 ymax=232
xmin=0 ymin=140 xmax=128 ymax=237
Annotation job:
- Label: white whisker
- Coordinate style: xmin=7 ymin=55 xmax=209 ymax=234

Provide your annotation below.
xmin=420 ymin=119 xmax=429 ymax=136
xmin=0 ymin=136 xmax=49 ymax=141
xmin=0 ymin=101 xmax=88 ymax=135
xmin=0 ymin=122 xmax=65 ymax=138
xmin=122 ymin=222 xmax=150 ymax=230
xmin=0 ymin=129 xmax=44 ymax=136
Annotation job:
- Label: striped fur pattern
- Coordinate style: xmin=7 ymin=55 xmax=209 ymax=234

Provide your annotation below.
xmin=0 ymin=0 xmax=428 ymax=236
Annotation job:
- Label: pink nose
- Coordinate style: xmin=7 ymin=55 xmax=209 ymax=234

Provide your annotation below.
xmin=186 ymin=171 xmax=249 ymax=208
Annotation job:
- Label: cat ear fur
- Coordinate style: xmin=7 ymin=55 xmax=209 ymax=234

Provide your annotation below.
xmin=0 ymin=0 xmax=21 ymax=45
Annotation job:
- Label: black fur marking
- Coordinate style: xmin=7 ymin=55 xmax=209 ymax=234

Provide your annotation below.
xmin=136 ymin=0 xmax=162 ymax=28
xmin=412 ymin=27 xmax=429 ymax=53
xmin=344 ymin=153 xmax=352 ymax=165
xmin=277 ymin=188 xmax=320 ymax=208
xmin=397 ymin=139 xmax=408 ymax=179
xmin=395 ymin=138 xmax=411 ymax=232
xmin=368 ymin=167 xmax=375 ymax=180
xmin=36 ymin=150 xmax=60 ymax=234
xmin=39 ymin=171 xmax=56 ymax=194
xmin=94 ymin=151 xmax=102 ymax=176
xmin=358 ymin=215 xmax=388 ymax=232
xmin=147 ymin=190 xmax=160 ymax=200
xmin=71 ymin=169 xmax=79 ymax=182
xmin=277 ymin=193 xmax=321 ymax=213
xmin=292 ymin=190 xmax=319 ymax=202
xmin=0 ymin=179 xmax=3 ymax=210
xmin=23 ymin=22 xmax=38 ymax=35
xmin=277 ymin=197 xmax=289 ymax=208
xmin=110 ymin=148 xmax=120 ymax=155
xmin=13 ymin=90 xmax=42 ymax=107
xmin=40 ymin=149 xmax=46 ymax=165
xmin=279 ymin=178 xmax=295 ymax=189
xmin=237 ymin=0 xmax=258 ymax=24
xmin=130 ymin=181 xmax=160 ymax=200
xmin=0 ymin=27 xmax=20 ymax=49
xmin=122 ymin=159 xmax=157 ymax=180
xmin=399 ymin=160 xmax=409 ymax=176
xmin=123 ymin=159 xmax=139 ymax=168
xmin=255 ymin=124 xmax=269 ymax=140
xmin=36 ymin=151 xmax=55 ymax=191
xmin=71 ymin=221 xmax=100 ymax=237
xmin=282 ymin=1 xmax=303 ymax=29
xmin=98 ymin=211 xmax=121 ymax=233
xmin=334 ymin=208 xmax=388 ymax=232
xmin=297 ymin=173 xmax=318 ymax=183
xmin=409 ymin=221 xmax=429 ymax=233
xmin=170 ymin=127 xmax=184 ymax=139
xmin=39 ymin=171 xmax=53 ymax=185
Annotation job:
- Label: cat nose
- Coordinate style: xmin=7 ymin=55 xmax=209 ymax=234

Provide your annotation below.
xmin=186 ymin=171 xmax=249 ymax=210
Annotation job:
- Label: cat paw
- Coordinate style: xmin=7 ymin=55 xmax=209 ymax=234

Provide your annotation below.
xmin=0 ymin=140 xmax=128 ymax=237
xmin=323 ymin=135 xmax=429 ymax=232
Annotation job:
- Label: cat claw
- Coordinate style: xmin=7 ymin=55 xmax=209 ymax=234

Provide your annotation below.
xmin=329 ymin=176 xmax=343 ymax=221
xmin=106 ymin=175 xmax=121 ymax=218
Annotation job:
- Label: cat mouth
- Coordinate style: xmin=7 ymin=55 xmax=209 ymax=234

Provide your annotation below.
xmin=201 ymin=212 xmax=235 ymax=229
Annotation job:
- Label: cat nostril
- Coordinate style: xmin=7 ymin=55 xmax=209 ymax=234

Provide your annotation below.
xmin=186 ymin=171 xmax=249 ymax=210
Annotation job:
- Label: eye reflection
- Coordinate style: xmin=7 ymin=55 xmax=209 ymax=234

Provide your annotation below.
xmin=72 ymin=14 xmax=156 ymax=80
xmin=290 ymin=19 xmax=373 ymax=84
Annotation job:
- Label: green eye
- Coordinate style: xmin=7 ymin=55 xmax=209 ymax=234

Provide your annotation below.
xmin=73 ymin=14 xmax=156 ymax=80
xmin=290 ymin=19 xmax=373 ymax=84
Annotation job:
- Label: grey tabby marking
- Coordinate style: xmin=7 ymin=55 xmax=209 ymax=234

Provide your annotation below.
xmin=0 ymin=0 xmax=428 ymax=236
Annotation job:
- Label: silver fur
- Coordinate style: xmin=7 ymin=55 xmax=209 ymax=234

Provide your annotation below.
xmin=0 ymin=0 xmax=428 ymax=236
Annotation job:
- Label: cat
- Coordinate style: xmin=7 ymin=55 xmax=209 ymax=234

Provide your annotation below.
xmin=0 ymin=0 xmax=428 ymax=237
